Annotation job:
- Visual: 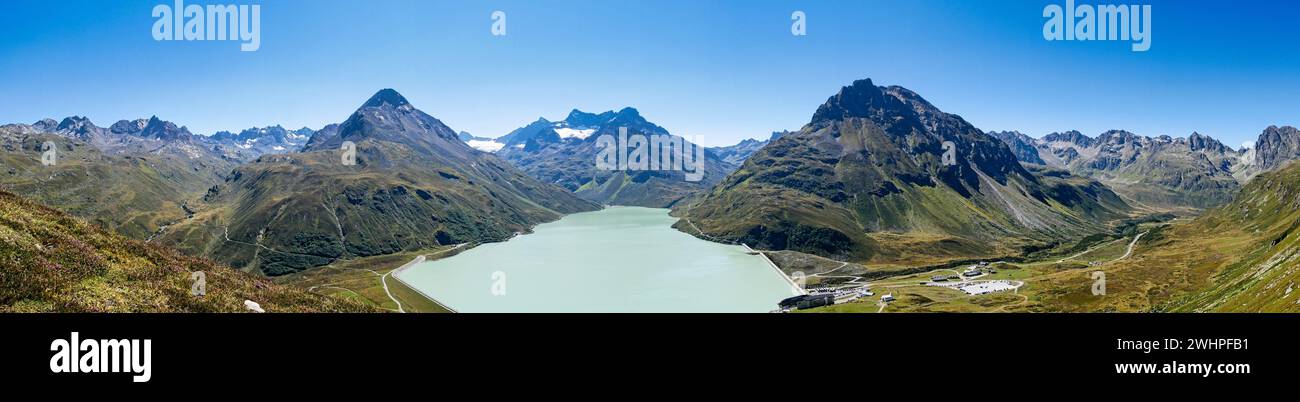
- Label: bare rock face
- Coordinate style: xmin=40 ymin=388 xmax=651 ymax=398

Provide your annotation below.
xmin=1254 ymin=125 xmax=1300 ymax=171
xmin=988 ymin=131 xmax=1046 ymax=165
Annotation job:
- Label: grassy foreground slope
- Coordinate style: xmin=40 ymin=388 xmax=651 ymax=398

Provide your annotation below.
xmin=0 ymin=190 xmax=376 ymax=312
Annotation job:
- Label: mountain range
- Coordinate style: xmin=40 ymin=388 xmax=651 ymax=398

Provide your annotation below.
xmin=155 ymin=89 xmax=598 ymax=275
xmin=210 ymin=125 xmax=315 ymax=161
xmin=709 ymin=131 xmax=790 ymax=166
xmin=4 ymin=80 xmax=1300 ymax=312
xmin=990 ymin=125 xmax=1300 ymax=211
xmin=678 ymin=79 xmax=1132 ymax=265
xmin=491 ymin=108 xmax=734 ymax=207
xmin=0 ymin=113 xmax=333 ymax=240
xmin=0 ymin=118 xmax=234 ymax=240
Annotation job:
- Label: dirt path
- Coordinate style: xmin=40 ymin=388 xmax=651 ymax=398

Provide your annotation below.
xmin=307 ymin=284 xmax=400 ymax=313
xmin=810 ymin=262 xmax=850 ymax=277
xmin=222 ymin=226 xmax=332 ymax=258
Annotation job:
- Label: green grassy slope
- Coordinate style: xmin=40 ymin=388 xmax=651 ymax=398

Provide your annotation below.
xmin=0 ymin=129 xmax=229 ymax=239
xmin=1165 ymin=162 xmax=1300 ymax=311
xmin=0 ymin=190 xmax=376 ymax=312
xmin=1035 ymin=162 xmax=1300 ymax=312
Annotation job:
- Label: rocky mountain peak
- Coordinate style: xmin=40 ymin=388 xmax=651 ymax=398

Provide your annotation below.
xmin=304 ymin=88 xmax=463 ymax=156
xmin=1188 ymin=131 xmax=1228 ymax=153
xmin=32 ymin=118 xmax=59 ymax=132
xmin=564 ymin=109 xmax=611 ymax=127
xmin=139 ymin=116 xmax=193 ymax=141
xmin=1096 ymin=130 xmax=1139 ymax=145
xmin=809 ymin=78 xmax=906 ymax=125
xmin=1255 ymin=125 xmax=1300 ymax=170
xmin=1043 ymin=130 xmax=1094 ymax=147
xmin=57 ymin=116 xmax=93 ymax=128
xmin=615 ymin=107 xmax=641 ymax=119
xmin=987 ymin=130 xmax=1047 ymax=165
xmin=361 ymin=88 xmax=411 ymax=109
xmin=110 ymin=119 xmax=149 ymax=136
xmin=562 ymin=107 xmax=658 ymax=135
xmin=54 ymin=116 xmax=103 ymax=139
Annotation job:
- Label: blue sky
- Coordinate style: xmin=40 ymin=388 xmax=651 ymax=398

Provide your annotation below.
xmin=1 ymin=0 xmax=1296 ymax=148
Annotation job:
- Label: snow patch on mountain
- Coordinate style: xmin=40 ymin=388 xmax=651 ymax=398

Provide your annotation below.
xmin=467 ymin=139 xmax=505 ymax=152
xmin=554 ymin=127 xmax=596 ymax=140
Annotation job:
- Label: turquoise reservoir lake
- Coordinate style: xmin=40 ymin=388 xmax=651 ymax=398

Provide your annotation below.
xmin=396 ymin=207 xmax=803 ymax=312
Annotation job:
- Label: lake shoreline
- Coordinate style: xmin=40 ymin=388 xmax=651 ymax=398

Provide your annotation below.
xmin=390 ymin=254 xmax=461 ymax=313
xmin=393 ymin=207 xmax=799 ymax=313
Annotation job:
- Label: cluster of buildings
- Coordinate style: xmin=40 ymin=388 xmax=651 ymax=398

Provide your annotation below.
xmin=775 ymin=287 xmax=874 ymax=312
xmin=930 ymin=274 xmax=961 ymax=282
xmin=776 ymin=294 xmax=834 ymax=311
xmin=773 ymin=262 xmax=1009 ymax=312
xmin=965 ymin=262 xmax=997 ymax=276
xmin=920 ymin=261 xmax=1022 ymax=295
xmin=931 ymin=262 xmax=997 ymax=283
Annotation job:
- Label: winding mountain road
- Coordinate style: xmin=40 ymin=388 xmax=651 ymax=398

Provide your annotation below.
xmin=1113 ymin=231 xmax=1148 ymax=262
xmin=1056 ymin=237 xmax=1125 ymax=263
